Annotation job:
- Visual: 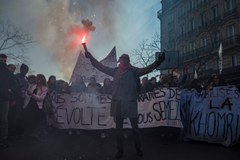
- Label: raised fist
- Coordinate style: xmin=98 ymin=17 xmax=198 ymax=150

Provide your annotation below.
xmin=158 ymin=52 xmax=165 ymax=63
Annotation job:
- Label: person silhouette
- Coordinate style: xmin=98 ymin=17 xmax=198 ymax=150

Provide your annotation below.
xmin=85 ymin=51 xmax=165 ymax=158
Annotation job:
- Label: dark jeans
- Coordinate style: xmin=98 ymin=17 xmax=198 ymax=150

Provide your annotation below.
xmin=0 ymin=101 xmax=9 ymax=141
xmin=13 ymin=98 xmax=25 ymax=135
xmin=22 ymin=98 xmax=45 ymax=135
xmin=115 ymin=117 xmax=141 ymax=152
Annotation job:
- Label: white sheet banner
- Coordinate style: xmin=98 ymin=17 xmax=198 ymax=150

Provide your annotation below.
xmin=69 ymin=47 xmax=117 ymax=84
xmin=48 ymin=88 xmax=183 ymax=130
xmin=183 ymin=86 xmax=240 ymax=146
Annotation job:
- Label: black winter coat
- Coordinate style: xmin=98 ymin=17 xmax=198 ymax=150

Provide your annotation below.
xmin=0 ymin=66 xmax=17 ymax=102
xmin=90 ymin=58 xmax=160 ymax=118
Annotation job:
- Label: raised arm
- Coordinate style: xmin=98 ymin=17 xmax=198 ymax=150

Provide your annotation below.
xmin=85 ymin=51 xmax=115 ymax=77
xmin=138 ymin=52 xmax=165 ymax=76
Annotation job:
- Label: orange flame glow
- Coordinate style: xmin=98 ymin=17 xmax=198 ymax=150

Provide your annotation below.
xmin=82 ymin=34 xmax=87 ymax=43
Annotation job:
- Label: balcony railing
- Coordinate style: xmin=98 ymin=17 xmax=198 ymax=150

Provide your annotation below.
xmin=162 ymin=0 xmax=180 ymax=12
xmin=181 ymin=35 xmax=240 ymax=63
xmin=209 ymin=16 xmax=221 ymax=25
xmin=183 ymin=45 xmax=212 ymax=62
xmin=224 ymin=8 xmax=238 ymax=18
xmin=223 ymin=35 xmax=240 ymax=46
xmin=198 ymin=23 xmax=209 ymax=32
xmin=196 ymin=0 xmax=210 ymax=9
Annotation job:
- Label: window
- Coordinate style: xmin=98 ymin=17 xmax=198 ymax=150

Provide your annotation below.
xmin=232 ymin=55 xmax=239 ymax=66
xmin=212 ymin=31 xmax=220 ymax=48
xmin=211 ymin=5 xmax=219 ymax=20
xmin=183 ymin=46 xmax=186 ymax=53
xmin=227 ymin=24 xmax=235 ymax=37
xmin=193 ymin=41 xmax=196 ymax=51
xmin=189 ymin=43 xmax=193 ymax=51
xmin=182 ymin=5 xmax=187 ymax=16
xmin=179 ymin=7 xmax=184 ymax=17
xmin=170 ymin=13 xmax=174 ymax=22
xmin=190 ymin=41 xmax=196 ymax=51
xmin=226 ymin=0 xmax=236 ymax=12
xmin=199 ymin=0 xmax=208 ymax=5
xmin=213 ymin=31 xmax=220 ymax=41
xmin=204 ymin=63 xmax=208 ymax=70
xmin=200 ymin=12 xmax=207 ymax=27
xmin=189 ymin=19 xmax=195 ymax=32
xmin=190 ymin=0 xmax=195 ymax=10
xmin=201 ymin=37 xmax=207 ymax=47
xmin=227 ymin=24 xmax=236 ymax=43
xmin=180 ymin=6 xmax=185 ymax=16
xmin=181 ymin=24 xmax=186 ymax=35
xmin=191 ymin=66 xmax=195 ymax=73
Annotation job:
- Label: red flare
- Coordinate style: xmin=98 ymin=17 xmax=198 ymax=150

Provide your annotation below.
xmin=82 ymin=34 xmax=87 ymax=44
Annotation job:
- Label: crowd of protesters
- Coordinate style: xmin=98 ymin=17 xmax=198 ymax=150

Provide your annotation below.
xmin=1 ymin=53 xmax=238 ymax=150
xmin=0 ymin=53 xmax=117 ymax=149
xmin=0 ymin=54 xmax=51 ymax=149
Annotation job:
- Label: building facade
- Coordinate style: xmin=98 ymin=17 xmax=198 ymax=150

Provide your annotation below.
xmin=158 ymin=0 xmax=240 ymax=85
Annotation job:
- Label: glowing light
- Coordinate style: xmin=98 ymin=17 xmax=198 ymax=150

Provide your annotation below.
xmin=65 ymin=25 xmax=90 ymax=51
xmin=82 ymin=34 xmax=87 ymax=43
xmin=81 ymin=33 xmax=88 ymax=52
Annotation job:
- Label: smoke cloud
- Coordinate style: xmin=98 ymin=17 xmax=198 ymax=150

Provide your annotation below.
xmin=0 ymin=0 xmax=116 ymax=80
xmin=34 ymin=1 xmax=101 ymax=79
xmin=1 ymin=0 xmax=159 ymax=80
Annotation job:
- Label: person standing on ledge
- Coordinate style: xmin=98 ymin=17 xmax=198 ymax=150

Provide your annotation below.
xmin=85 ymin=50 xmax=165 ymax=159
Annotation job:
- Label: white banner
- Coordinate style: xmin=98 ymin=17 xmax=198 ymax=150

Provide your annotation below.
xmin=48 ymin=88 xmax=183 ymax=129
xmin=182 ymin=86 xmax=240 ymax=146
xmin=69 ymin=47 xmax=117 ymax=84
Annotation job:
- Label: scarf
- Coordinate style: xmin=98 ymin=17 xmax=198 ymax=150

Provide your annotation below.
xmin=118 ymin=63 xmax=132 ymax=73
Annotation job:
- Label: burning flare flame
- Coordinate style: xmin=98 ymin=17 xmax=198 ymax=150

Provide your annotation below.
xmin=82 ymin=34 xmax=87 ymax=43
